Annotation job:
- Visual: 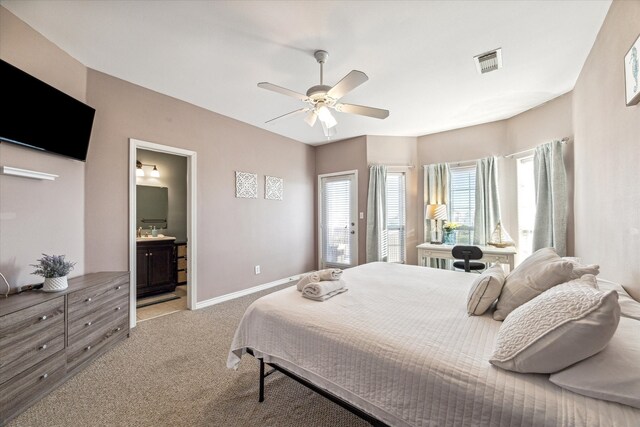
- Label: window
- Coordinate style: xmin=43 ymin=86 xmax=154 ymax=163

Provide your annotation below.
xmin=449 ymin=165 xmax=476 ymax=244
xmin=517 ymin=156 xmax=536 ymax=259
xmin=386 ymin=172 xmax=406 ymax=263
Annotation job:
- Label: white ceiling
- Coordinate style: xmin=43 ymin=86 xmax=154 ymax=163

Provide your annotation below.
xmin=2 ymin=0 xmax=611 ymax=145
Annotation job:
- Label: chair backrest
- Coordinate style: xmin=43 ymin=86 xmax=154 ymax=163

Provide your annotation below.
xmin=451 ymin=245 xmax=483 ymax=260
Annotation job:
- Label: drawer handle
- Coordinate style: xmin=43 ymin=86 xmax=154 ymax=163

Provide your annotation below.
xmin=40 ymin=373 xmax=48 ymax=380
xmin=116 ymin=285 xmax=122 ymax=290
xmin=85 ymin=345 xmax=92 ymax=351
xmin=39 ymin=315 xmax=48 ymax=321
xmin=85 ymin=297 xmax=92 ymax=302
xmin=145 ymin=253 xmax=148 ymax=257
xmin=39 ymin=344 xmax=48 ymax=350
xmin=115 ymin=306 xmax=121 ymax=311
xmin=85 ymin=321 xmax=92 ymax=327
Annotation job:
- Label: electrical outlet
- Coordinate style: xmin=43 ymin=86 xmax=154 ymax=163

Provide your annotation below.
xmin=254 ymin=265 xmax=261 ymax=275
xmin=359 ymin=212 xmax=364 ymax=219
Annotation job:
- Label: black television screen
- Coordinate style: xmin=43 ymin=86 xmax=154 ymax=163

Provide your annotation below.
xmin=0 ymin=59 xmax=95 ymax=161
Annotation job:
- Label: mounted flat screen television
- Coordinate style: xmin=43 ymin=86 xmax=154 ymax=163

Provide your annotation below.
xmin=0 ymin=59 xmax=95 ymax=161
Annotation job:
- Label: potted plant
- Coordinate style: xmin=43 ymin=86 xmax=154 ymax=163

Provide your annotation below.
xmin=31 ymin=254 xmax=76 ymax=292
xmin=442 ymin=221 xmax=460 ymax=245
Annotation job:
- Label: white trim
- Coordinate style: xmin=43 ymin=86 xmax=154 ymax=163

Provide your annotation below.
xmin=129 ymin=138 xmax=197 ymax=328
xmin=195 ymin=272 xmax=310 ymax=310
xmin=317 ymin=170 xmax=359 ymax=269
xmin=0 ymin=166 xmax=58 ymax=180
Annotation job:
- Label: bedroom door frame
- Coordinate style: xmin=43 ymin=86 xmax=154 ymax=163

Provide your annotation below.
xmin=128 ymin=138 xmax=198 ymax=328
xmin=317 ymin=170 xmax=359 ymax=269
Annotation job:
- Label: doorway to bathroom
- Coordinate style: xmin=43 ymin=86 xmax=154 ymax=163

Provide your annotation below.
xmin=128 ymin=139 xmax=197 ymax=327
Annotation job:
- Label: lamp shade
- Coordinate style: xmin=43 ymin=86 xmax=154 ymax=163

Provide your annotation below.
xmin=426 ymin=204 xmax=447 ymax=220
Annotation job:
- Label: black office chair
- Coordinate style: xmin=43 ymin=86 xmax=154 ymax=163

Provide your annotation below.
xmin=452 ymin=245 xmax=485 ymax=273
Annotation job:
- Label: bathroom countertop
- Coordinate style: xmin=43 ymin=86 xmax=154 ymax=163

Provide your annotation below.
xmin=136 ymin=236 xmax=176 ymax=242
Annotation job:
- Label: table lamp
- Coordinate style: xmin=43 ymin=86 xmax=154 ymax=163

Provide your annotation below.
xmin=426 ymin=204 xmax=447 ymax=244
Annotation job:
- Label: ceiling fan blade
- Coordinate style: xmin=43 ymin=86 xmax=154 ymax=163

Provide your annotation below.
xmin=327 ymin=70 xmax=368 ymax=99
xmin=335 ymin=103 xmax=389 ymax=119
xmin=320 ymin=120 xmax=337 ymax=138
xmin=304 ymin=111 xmax=318 ymax=127
xmin=265 ymin=108 xmax=309 ymax=124
xmin=258 ymin=82 xmax=309 ymax=101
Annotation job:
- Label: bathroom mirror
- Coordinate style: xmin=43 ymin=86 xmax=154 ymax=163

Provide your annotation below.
xmin=137 ymin=185 xmax=168 ymax=229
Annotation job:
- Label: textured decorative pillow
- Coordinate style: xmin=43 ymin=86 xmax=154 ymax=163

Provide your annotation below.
xmin=490 ymin=278 xmax=620 ymax=373
xmin=597 ymin=279 xmax=640 ymax=320
xmin=550 ymin=316 xmax=640 ymax=408
xmin=493 ymin=247 xmax=574 ymax=320
xmin=467 ymin=265 xmax=506 ymax=316
xmin=563 ymin=257 xmax=600 ymax=280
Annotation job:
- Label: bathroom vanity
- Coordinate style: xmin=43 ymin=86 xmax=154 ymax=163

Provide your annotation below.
xmin=136 ymin=237 xmax=177 ymax=298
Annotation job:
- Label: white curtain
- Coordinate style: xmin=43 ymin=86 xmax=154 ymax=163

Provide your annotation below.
xmin=366 ymin=165 xmax=388 ymax=262
xmin=423 ymin=163 xmax=450 ymax=268
xmin=533 ymin=140 xmax=568 ymax=256
xmin=474 ymin=156 xmax=502 ymax=245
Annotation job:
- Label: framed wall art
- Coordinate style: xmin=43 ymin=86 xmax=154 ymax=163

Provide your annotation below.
xmin=625 ymin=33 xmax=640 ymax=106
xmin=265 ymin=175 xmax=283 ymax=200
xmin=235 ymin=171 xmax=258 ymax=198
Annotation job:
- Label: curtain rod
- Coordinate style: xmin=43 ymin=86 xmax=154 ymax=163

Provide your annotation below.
xmin=369 ymin=163 xmax=415 ymax=169
xmin=503 ymin=137 xmax=570 ymax=159
xmin=441 ymin=137 xmax=571 ymax=166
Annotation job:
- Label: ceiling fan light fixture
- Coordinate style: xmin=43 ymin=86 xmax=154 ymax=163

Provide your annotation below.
xmin=305 ymin=110 xmax=318 ymax=127
xmin=317 ymin=104 xmax=337 ymax=128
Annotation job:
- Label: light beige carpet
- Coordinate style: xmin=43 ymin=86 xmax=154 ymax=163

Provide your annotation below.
xmin=10 ymin=283 xmax=368 ymax=427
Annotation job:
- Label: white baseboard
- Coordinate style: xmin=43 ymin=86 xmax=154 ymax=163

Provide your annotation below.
xmin=194 ymin=272 xmax=310 ymax=310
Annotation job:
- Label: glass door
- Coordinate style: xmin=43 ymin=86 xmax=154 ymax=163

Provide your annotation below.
xmin=319 ymin=172 xmax=358 ymax=269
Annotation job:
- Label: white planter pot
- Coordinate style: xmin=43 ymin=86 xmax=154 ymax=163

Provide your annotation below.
xmin=43 ymin=276 xmax=68 ymax=292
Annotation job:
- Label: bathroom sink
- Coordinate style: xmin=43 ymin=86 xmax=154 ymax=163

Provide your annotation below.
xmin=136 ymin=236 xmax=176 ymax=242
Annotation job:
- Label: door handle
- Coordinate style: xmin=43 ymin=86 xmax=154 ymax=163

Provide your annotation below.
xmin=350 ymin=231 xmax=355 ymax=234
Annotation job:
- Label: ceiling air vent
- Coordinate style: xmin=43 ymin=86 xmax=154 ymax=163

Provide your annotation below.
xmin=474 ymin=48 xmax=502 ymax=74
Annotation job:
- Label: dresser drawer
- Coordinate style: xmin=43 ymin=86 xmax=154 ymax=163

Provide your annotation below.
xmin=67 ymin=317 xmax=128 ymax=373
xmin=0 ymin=297 xmax=64 ymax=350
xmin=0 ymin=333 xmax=64 ymax=385
xmin=68 ymin=278 xmax=128 ymax=321
xmin=0 ymin=350 xmax=66 ymax=422
xmin=177 ymin=258 xmax=187 ymax=270
xmin=68 ymin=294 xmax=128 ymax=343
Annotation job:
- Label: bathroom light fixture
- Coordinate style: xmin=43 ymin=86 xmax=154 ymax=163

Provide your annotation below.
xmin=136 ymin=160 xmax=160 ymax=178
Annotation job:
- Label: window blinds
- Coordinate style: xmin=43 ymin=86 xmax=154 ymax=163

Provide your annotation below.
xmin=386 ymin=172 xmax=406 ymax=263
xmin=321 ymin=177 xmax=353 ymax=266
xmin=449 ymin=165 xmax=476 ymax=243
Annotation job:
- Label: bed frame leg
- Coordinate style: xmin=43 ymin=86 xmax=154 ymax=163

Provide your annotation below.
xmin=259 ymin=358 xmax=265 ymax=402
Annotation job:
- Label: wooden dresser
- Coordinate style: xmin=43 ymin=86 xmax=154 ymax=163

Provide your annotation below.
xmin=0 ymin=272 xmax=129 ymax=425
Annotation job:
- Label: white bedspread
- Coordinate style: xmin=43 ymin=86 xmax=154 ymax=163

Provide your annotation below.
xmin=228 ymin=262 xmax=640 ymax=427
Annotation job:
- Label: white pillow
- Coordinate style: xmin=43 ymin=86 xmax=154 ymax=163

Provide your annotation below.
xmin=597 ymin=279 xmax=640 ymax=320
xmin=550 ymin=317 xmax=640 ymax=408
xmin=467 ymin=265 xmax=506 ymax=316
xmin=490 ymin=277 xmax=620 ymax=373
xmin=493 ymin=247 xmax=574 ymax=320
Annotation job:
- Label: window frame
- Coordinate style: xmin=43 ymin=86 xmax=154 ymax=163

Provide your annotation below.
xmin=385 ymin=171 xmax=407 ymax=263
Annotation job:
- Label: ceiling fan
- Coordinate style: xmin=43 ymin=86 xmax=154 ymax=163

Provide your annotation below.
xmin=258 ymin=50 xmax=389 ymax=138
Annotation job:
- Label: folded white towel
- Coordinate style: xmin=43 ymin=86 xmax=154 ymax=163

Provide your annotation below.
xmin=317 ymin=268 xmax=343 ymax=281
xmin=302 ymin=279 xmax=346 ymax=299
xmin=303 ymin=287 xmax=348 ymax=301
xmin=296 ymin=272 xmax=321 ymax=291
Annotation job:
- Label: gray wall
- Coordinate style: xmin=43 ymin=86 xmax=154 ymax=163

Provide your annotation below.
xmin=572 ymin=0 xmax=640 ymax=300
xmin=84 ymin=69 xmax=316 ymax=302
xmin=136 ymin=149 xmax=188 ymax=242
xmin=0 ymin=7 xmax=87 ymax=288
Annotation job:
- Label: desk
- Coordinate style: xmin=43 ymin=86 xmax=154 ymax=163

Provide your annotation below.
xmin=416 ymin=243 xmax=517 ymax=271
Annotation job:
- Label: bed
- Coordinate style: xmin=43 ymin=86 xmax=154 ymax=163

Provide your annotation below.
xmin=228 ymin=262 xmax=640 ymax=426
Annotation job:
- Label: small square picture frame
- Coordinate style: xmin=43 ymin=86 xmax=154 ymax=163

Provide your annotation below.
xmin=265 ymin=175 xmax=283 ymax=200
xmin=235 ymin=171 xmax=258 ymax=198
